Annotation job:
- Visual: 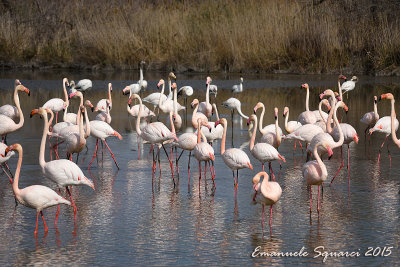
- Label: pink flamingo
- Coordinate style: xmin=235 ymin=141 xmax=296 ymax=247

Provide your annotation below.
xmin=158 ymin=80 xmax=185 ymax=114
xmin=0 ymin=142 xmax=15 ymax=184
xmin=380 ymin=93 xmax=400 ymax=149
xmin=252 ymin=171 xmax=282 ymax=234
xmin=130 ymin=94 xmax=177 ymax=181
xmin=0 ymin=84 xmax=30 ymax=143
xmin=95 ymin=100 xmax=112 ymax=124
xmin=215 ymin=118 xmax=253 ymax=197
xmin=31 ymin=108 xmax=94 ymax=223
xmin=3 ymin=143 xmax=72 ymax=236
xmin=191 ymin=99 xmax=208 ymax=129
xmin=254 ymin=102 xmax=283 ymax=137
xmin=95 ymin=83 xmax=113 ymax=112
xmin=142 ymin=72 xmax=176 ymax=115
xmin=283 ymin=106 xmax=302 ymax=152
xmin=193 ymin=118 xmax=215 ymax=192
xmin=0 ymin=79 xmax=25 ymax=120
xmin=199 ymin=103 xmax=224 ymax=146
xmin=260 ymin=107 xmax=282 ymax=150
xmin=360 ymin=96 xmax=379 ymax=137
xmin=297 ymin=83 xmax=317 ymax=125
xmin=42 ymin=78 xmax=69 ymax=125
xmin=284 ymin=124 xmax=324 ymax=146
xmin=166 ymin=82 xmax=182 ymax=131
xmin=303 ymin=141 xmax=333 ymax=213
xmin=197 ymin=77 xmax=213 ymax=118
xmin=248 ymin=114 xmax=285 ymax=179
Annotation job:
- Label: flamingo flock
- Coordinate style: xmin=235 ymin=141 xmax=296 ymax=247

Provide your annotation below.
xmin=2 ymin=71 xmax=399 ymax=238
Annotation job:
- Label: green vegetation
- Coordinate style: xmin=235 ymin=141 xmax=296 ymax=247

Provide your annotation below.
xmin=1 ymin=0 xmax=400 ymax=74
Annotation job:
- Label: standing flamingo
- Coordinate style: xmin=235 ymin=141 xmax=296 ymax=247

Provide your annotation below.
xmin=360 ymin=96 xmax=379 ymax=138
xmin=232 ymin=77 xmax=243 ymax=94
xmin=0 ymin=84 xmax=30 ymax=143
xmin=166 ymin=81 xmax=182 ymax=131
xmin=0 ymin=79 xmax=26 ymax=120
xmin=260 ymin=108 xmax=282 ymax=150
xmin=31 ymin=108 xmax=94 ymax=223
xmin=3 ymin=143 xmax=72 ymax=235
xmin=0 ymin=142 xmax=15 ymax=184
xmin=342 ymin=76 xmax=358 ymax=96
xmin=215 ymin=118 xmax=253 ymax=197
xmin=248 ymin=114 xmax=285 ymax=179
xmin=95 ymin=100 xmax=112 ymax=124
xmin=42 ymin=78 xmax=68 ymax=125
xmin=298 ymin=83 xmax=318 ymax=125
xmin=198 ymin=77 xmax=213 ymax=118
xmin=199 ymin=103 xmax=224 ymax=146
xmin=191 ymin=99 xmax=208 ymax=129
xmin=254 ymin=102 xmax=283 ymax=137
xmin=252 ymin=171 xmax=282 ymax=234
xmin=283 ymin=106 xmax=302 ymax=152
xmin=177 ymin=85 xmax=193 ymax=110
xmin=193 ymin=118 xmax=215 ymax=193
xmin=95 ymin=83 xmax=113 ymax=112
xmin=303 ymin=141 xmax=333 ymax=213
xmin=379 ymin=93 xmax=400 ymax=149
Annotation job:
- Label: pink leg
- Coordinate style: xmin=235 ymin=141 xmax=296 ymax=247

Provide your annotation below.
xmin=261 ymin=205 xmax=264 ymax=236
xmin=104 ymin=140 xmax=120 ymax=169
xmin=88 ymin=139 xmax=99 ymax=170
xmin=40 ymin=211 xmax=48 ymax=232
xmin=269 ymin=162 xmax=275 ymax=181
xmin=262 ymin=163 xmax=265 ymax=172
xmin=347 ymin=144 xmax=350 ymax=187
xmin=317 ymin=185 xmax=320 ymax=213
xmin=298 ymin=141 xmax=303 ymax=151
xmin=66 ymin=187 xmax=77 ymax=222
xmin=34 ymin=211 xmax=39 ymax=235
xmin=330 ymin=146 xmax=344 ymax=185
xmin=137 ymin=136 xmax=140 ymax=160
xmin=198 ymin=161 xmax=202 ymax=194
xmin=378 ymin=136 xmax=388 ymax=164
xmin=209 ymin=161 xmax=216 ymax=188
xmin=188 ymin=151 xmax=191 ymax=187
xmin=269 ymin=205 xmax=273 ymax=226
xmin=161 ymin=145 xmax=175 ymax=185
xmin=55 ymin=188 xmax=61 ymax=226
xmin=309 ymin=185 xmax=312 ymax=213
xmin=1 ymin=164 xmax=13 ymax=184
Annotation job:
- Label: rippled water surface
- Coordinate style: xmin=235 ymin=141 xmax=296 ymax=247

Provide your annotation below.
xmin=0 ymin=71 xmax=399 ymax=266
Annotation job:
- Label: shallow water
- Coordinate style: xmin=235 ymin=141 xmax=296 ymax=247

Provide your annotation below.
xmin=0 ymin=71 xmax=399 ymax=266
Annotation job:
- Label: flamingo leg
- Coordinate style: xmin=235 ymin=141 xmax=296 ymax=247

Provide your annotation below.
xmin=162 ymin=144 xmax=175 ymax=185
xmin=188 ymin=151 xmax=192 ymax=188
xmin=1 ymin=164 xmax=13 ymax=184
xmin=262 ymin=163 xmax=265 ymax=172
xmin=347 ymin=144 xmax=350 ymax=187
xmin=208 ymin=160 xmax=216 ymax=189
xmin=269 ymin=205 xmax=273 ymax=226
xmin=378 ymin=136 xmax=388 ymax=164
xmin=298 ymin=141 xmax=303 ymax=152
xmin=88 ymin=139 xmax=99 ymax=170
xmin=309 ymin=185 xmax=312 ymax=213
xmin=66 ymin=187 xmax=77 ymax=221
xmin=261 ymin=205 xmax=264 ymax=236
xmin=55 ymin=189 xmax=61 ymax=226
xmin=317 ymin=185 xmax=320 ymax=214
xmin=137 ymin=135 xmax=140 ymax=160
xmin=152 ymin=148 xmax=156 ymax=176
xmin=198 ymin=161 xmax=202 ymax=194
xmin=158 ymin=148 xmax=161 ymax=177
xmin=34 ymin=211 xmax=40 ymax=235
xmin=269 ymin=162 xmax=275 ymax=181
xmin=40 ymin=211 xmax=48 ymax=233
xmin=204 ymin=161 xmax=207 ymax=187
xmin=75 ymin=153 xmax=79 ymax=164
xmin=330 ymin=146 xmax=344 ymax=185
xmin=387 ymin=141 xmax=391 ymax=167
xmin=104 ymin=140 xmax=120 ymax=169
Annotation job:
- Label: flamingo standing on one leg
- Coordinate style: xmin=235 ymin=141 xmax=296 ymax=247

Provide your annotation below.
xmin=303 ymin=141 xmax=333 ymax=214
xmin=247 ymin=115 xmax=285 ymax=179
xmin=215 ymin=118 xmax=253 ymax=198
xmin=252 ymin=171 xmax=282 ymax=235
xmin=2 ymin=143 xmax=72 ymax=236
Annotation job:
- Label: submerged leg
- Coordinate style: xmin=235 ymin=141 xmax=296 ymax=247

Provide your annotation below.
xmin=88 ymin=139 xmax=99 ymax=170
xmin=330 ymin=146 xmax=344 ymax=185
xmin=104 ymin=140 xmax=120 ymax=169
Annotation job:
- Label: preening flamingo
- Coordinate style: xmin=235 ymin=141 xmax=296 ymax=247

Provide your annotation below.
xmin=198 ymin=77 xmax=213 ymax=118
xmin=31 ymin=108 xmax=94 ymax=223
xmin=95 ymin=83 xmax=113 ymax=112
xmin=215 ymin=118 xmax=253 ymax=197
xmin=303 ymin=141 xmax=333 ymax=214
xmin=232 ymin=77 xmax=244 ymax=94
xmin=193 ymin=118 xmax=215 ymax=193
xmin=3 ymin=143 xmax=72 ymax=236
xmin=297 ymin=83 xmax=317 ymax=125
xmin=252 ymin=171 xmax=282 ymax=234
xmin=360 ymin=96 xmax=379 ymax=137
xmin=199 ymin=103 xmax=224 ymax=146
xmin=248 ymin=114 xmax=285 ymax=180
xmin=71 ymin=79 xmax=93 ymax=93
xmin=42 ymin=78 xmax=68 ymax=125
xmin=0 ymin=84 xmax=30 ymax=142
xmin=0 ymin=79 xmax=25 ymax=120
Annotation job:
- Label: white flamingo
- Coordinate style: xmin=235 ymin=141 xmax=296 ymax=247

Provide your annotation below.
xmin=342 ymin=76 xmax=358 ymax=95
xmin=42 ymin=78 xmax=69 ymax=125
xmin=73 ymin=79 xmax=92 ymax=93
xmin=297 ymin=83 xmax=317 ymax=125
xmin=260 ymin=107 xmax=283 ymax=150
xmin=166 ymin=81 xmax=182 ymax=131
xmin=158 ymin=81 xmax=185 ymax=114
xmin=360 ymin=96 xmax=379 ymax=136
xmin=198 ymin=77 xmax=213 ymax=118
xmin=232 ymin=77 xmax=243 ymax=94
xmin=254 ymin=102 xmax=283 ymax=137
xmin=215 ymin=118 xmax=253 ymax=198
xmin=0 ymin=79 xmax=27 ymax=120
xmin=248 ymin=114 xmax=285 ymax=180
xmin=283 ymin=106 xmax=302 ymax=152
xmin=252 ymin=171 xmax=282 ymax=234
xmin=95 ymin=100 xmax=112 ymax=124
xmin=177 ymin=85 xmax=193 ymax=109
xmin=3 ymin=143 xmax=72 ymax=235
xmin=95 ymin=83 xmax=112 ymax=112
xmin=199 ymin=103 xmax=224 ymax=145
xmin=191 ymin=99 xmax=208 ymax=129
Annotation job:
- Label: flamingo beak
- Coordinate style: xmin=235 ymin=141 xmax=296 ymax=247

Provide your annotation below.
xmin=24 ymin=88 xmax=30 ymax=96
xmin=328 ymin=147 xmax=333 ymax=160
xmin=247 ymin=118 xmax=250 ymax=126
xmin=319 ymin=93 xmax=325 ymax=99
xmin=247 ymin=162 xmax=253 ymax=170
xmin=128 ymin=98 xmax=132 ymax=107
xmin=353 ymin=135 xmax=359 ymax=144
xmin=30 ymin=109 xmax=39 ymax=118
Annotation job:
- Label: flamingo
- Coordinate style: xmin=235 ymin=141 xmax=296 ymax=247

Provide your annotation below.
xmin=313 ymin=99 xmax=332 ymax=132
xmin=215 ymin=118 xmax=253 ymax=197
xmin=95 ymin=83 xmax=112 ymax=112
xmin=248 ymin=114 xmax=285 ymax=180
xmin=193 ymin=118 xmax=216 ymax=192
xmin=88 ymin=120 xmax=122 ymax=170
xmin=0 ymin=79 xmax=25 ymax=120
xmin=232 ymin=77 xmax=243 ymax=94
xmin=158 ymin=81 xmax=185 ymax=114
xmin=254 ymin=102 xmax=283 ymax=137
xmin=284 ymin=123 xmax=324 ymax=146
xmin=127 ymin=101 xmax=155 ymax=118
xmin=360 ymin=96 xmax=379 ymax=137
xmin=142 ymin=72 xmax=176 ymax=114
xmin=130 ymin=94 xmax=177 ymax=181
xmin=95 ymin=100 xmax=112 ymax=124
xmin=297 ymin=83 xmax=318 ymax=125
xmin=0 ymin=84 xmax=30 ymax=143
xmin=209 ymin=84 xmax=218 ymax=97
xmin=2 ymin=143 xmax=72 ymax=236
xmin=198 ymin=77 xmax=213 ymax=118
xmin=166 ymin=81 xmax=182 ymax=131
xmin=283 ymin=106 xmax=302 ymax=152
xmin=369 ymin=94 xmax=400 ymax=164
xmin=191 ymin=99 xmax=208 ymax=129
xmin=42 ymin=78 xmax=68 ymax=125
xmin=0 ymin=142 xmax=15 ymax=184
xmin=260 ymin=108 xmax=282 ymax=150
xmin=137 ymin=60 xmax=148 ymax=91
xmin=71 ymin=79 xmax=92 ymax=93
xmin=303 ymin=141 xmax=333 ymax=213
xmin=221 ymin=97 xmax=249 ymax=139
xmin=61 ymin=105 xmax=87 ymax=161
xmin=379 ymin=93 xmax=400 ymax=149
xmin=31 ymin=108 xmax=94 ymax=223
xmin=177 ymin=85 xmax=193 ymax=110
xmin=199 ymin=103 xmax=224 ymax=146
xmin=342 ymin=76 xmax=358 ymax=96
xmin=122 ymin=61 xmax=147 ymax=94
xmin=252 ymin=171 xmax=282 ymax=234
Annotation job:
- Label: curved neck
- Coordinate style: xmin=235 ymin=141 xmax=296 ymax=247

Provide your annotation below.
xmin=250 ymin=117 xmax=258 ymax=151
xmin=136 ymin=98 xmax=143 ymax=136
xmin=275 ymin=115 xmax=281 ymax=146
xmin=169 ymin=113 xmax=175 ymax=134
xmin=12 ymin=147 xmax=23 ymax=197
xmin=108 ymin=85 xmax=112 ymax=103
xmin=305 ymin=87 xmax=310 ymax=111
xmin=236 ymin=105 xmax=249 ymax=120
xmin=220 ymin=120 xmax=227 ymax=155
xmin=213 ymin=104 xmax=220 ymax=120
xmin=332 ymin=102 xmax=344 ymax=147
xmin=192 ymin=103 xmax=200 ymax=127
xmin=314 ymin=144 xmax=327 ymax=179
xmin=173 ymin=87 xmax=178 ymax=115
xmin=196 ymin=120 xmax=202 ymax=143
xmin=373 ymin=100 xmax=379 ymax=121
xmin=39 ymin=112 xmax=49 ymax=167
xmin=284 ymin=110 xmax=289 ymax=132
xmin=258 ymin=104 xmax=266 ymax=135
xmin=326 ymin=93 xmax=336 ymax=133
xmin=84 ymin=107 xmax=90 ymax=138
xmin=158 ymin=83 xmax=166 ymax=108
xmin=14 ymin=88 xmax=24 ymax=129
xmin=390 ymin=98 xmax=400 ymax=147
xmin=63 ymin=79 xmax=68 ymax=103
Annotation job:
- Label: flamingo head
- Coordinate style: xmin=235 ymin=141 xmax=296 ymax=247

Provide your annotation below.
xmin=253 ymin=102 xmax=263 ymax=114
xmin=69 ymin=91 xmax=77 ymax=99
xmin=344 ymin=104 xmax=349 ymax=113
xmin=353 ymin=133 xmax=359 ymax=144
xmin=322 ymin=99 xmax=331 ymax=111
xmin=247 ymin=114 xmax=256 ymax=125
xmin=374 ymin=96 xmax=378 ymax=103
xmin=169 ymin=72 xmax=176 ymax=80
xmin=157 ymin=79 xmax=165 ymax=88
xmin=202 ymin=121 xmax=212 ymax=132
xmin=172 ymin=83 xmax=177 ymax=90
xmin=274 ymin=107 xmax=278 ymax=120
xmin=215 ymin=118 xmax=227 ymax=128
xmin=325 ymin=144 xmax=333 ymax=160
xmin=16 ymin=85 xmax=30 ymax=96
xmin=62 ymin=77 xmax=69 ymax=87
xmin=15 ymin=79 xmax=21 ymax=86
xmin=301 ymin=83 xmax=309 ymax=89
xmin=4 ymin=143 xmax=21 ymax=156
xmin=351 ymin=76 xmax=358 ymax=82
xmin=206 ymin=76 xmax=212 ymax=85
xmin=283 ymin=107 xmax=289 ymax=117
xmin=109 ymin=83 xmax=113 ymax=92
xmin=378 ymin=93 xmax=394 ymax=101
xmin=128 ymin=93 xmax=140 ymax=107
xmin=191 ymin=99 xmax=199 ymax=108
xmin=335 ymin=92 xmax=341 ymax=102
xmin=122 ymin=86 xmax=130 ymax=95
xmin=338 ymin=74 xmax=347 ymax=81
xmin=85 ymin=100 xmax=94 ymax=112
xmin=30 ymin=108 xmax=39 ymax=118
